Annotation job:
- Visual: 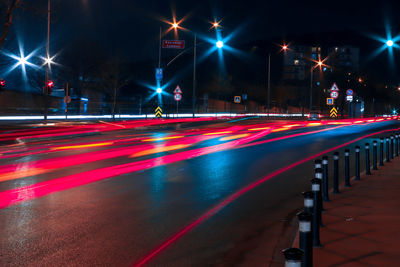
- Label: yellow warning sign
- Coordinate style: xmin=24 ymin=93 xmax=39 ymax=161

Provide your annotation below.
xmin=155 ymin=106 xmax=163 ymax=118
xmin=330 ymin=107 xmax=338 ymax=118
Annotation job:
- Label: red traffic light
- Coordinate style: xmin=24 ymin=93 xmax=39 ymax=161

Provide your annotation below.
xmin=47 ymin=81 xmax=54 ymax=88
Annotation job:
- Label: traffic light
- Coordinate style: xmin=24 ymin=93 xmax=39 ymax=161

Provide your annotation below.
xmin=44 ymin=80 xmax=54 ymax=95
xmin=0 ymin=79 xmax=5 ymax=90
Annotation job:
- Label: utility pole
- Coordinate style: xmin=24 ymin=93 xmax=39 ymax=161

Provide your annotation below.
xmin=267 ymin=53 xmax=271 ymax=117
xmin=192 ymin=34 xmax=197 ymax=117
xmin=44 ymin=0 xmax=51 ymax=124
xmin=309 ymin=65 xmax=313 ymax=112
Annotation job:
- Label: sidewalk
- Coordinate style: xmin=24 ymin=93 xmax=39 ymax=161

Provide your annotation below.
xmin=309 ymin=157 xmax=400 ymax=266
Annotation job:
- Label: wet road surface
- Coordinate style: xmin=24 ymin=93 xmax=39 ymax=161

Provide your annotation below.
xmin=0 ymin=117 xmax=399 ymax=266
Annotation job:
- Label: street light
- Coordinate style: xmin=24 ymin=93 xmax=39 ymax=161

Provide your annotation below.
xmin=156 ymin=87 xmax=162 ymax=94
xmin=387 ymin=40 xmax=394 ymax=47
xmin=216 ymin=40 xmax=224 ymax=49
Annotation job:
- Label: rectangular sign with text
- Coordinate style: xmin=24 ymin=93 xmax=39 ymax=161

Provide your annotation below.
xmin=162 ymin=40 xmax=185 ymax=49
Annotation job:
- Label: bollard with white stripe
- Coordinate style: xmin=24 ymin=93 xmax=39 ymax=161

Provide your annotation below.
xmin=282 ymin=248 xmax=303 ymax=267
xmin=365 ymin=143 xmax=371 ymax=175
xmin=355 ymin=146 xmax=360 ymax=180
xmin=303 ymin=191 xmax=314 ymax=215
xmin=372 ymin=141 xmax=378 ymax=171
xmin=315 ymin=168 xmax=324 ymax=211
xmin=386 ymin=137 xmax=390 ymax=162
xmin=311 ymin=179 xmax=322 ymax=247
xmin=344 ymin=149 xmax=351 ymax=187
xmin=298 ymin=211 xmax=313 ymax=267
xmin=390 ymin=135 xmax=394 ymax=159
xmin=380 ymin=138 xmax=384 ymax=166
xmin=333 ymin=152 xmax=340 ymax=194
xmin=314 ymin=159 xmax=322 ymax=170
xmin=322 ymin=156 xmax=329 ymax=202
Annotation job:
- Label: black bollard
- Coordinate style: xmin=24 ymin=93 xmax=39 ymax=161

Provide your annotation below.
xmin=315 ymin=168 xmax=324 ymax=211
xmin=344 ymin=149 xmax=351 ymax=187
xmin=396 ymin=134 xmax=399 ymax=157
xmin=322 ymin=156 xmax=330 ymax=202
xmin=373 ymin=141 xmax=378 ymax=171
xmin=386 ymin=137 xmax=390 ymax=162
xmin=380 ymin=138 xmax=384 ymax=166
xmin=282 ymin=248 xmax=303 ymax=267
xmin=333 ymin=152 xmax=340 ymax=194
xmin=303 ymin=191 xmax=314 ymax=215
xmin=365 ymin=143 xmax=371 ymax=175
xmin=298 ymin=211 xmax=313 ymax=267
xmin=391 ymin=135 xmax=394 ymax=159
xmin=314 ymin=159 xmax=322 ymax=170
xmin=355 ymin=146 xmax=360 ymax=180
xmin=311 ymin=178 xmax=322 ymax=247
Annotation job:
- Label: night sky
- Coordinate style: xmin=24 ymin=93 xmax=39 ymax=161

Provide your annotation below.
xmin=8 ymin=0 xmax=400 ymax=62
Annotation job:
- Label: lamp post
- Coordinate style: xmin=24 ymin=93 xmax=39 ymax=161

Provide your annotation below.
xmin=309 ymin=60 xmax=323 ymax=113
xmin=42 ymin=0 xmax=51 ymax=124
xmin=267 ymin=44 xmax=288 ymax=117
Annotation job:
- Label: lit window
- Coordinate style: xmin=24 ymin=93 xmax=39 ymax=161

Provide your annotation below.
xmin=294 ymin=60 xmax=299 ymax=65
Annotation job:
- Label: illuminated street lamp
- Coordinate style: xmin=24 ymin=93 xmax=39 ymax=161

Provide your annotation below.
xmin=156 ymin=87 xmax=162 ymax=94
xmin=387 ymin=40 xmax=394 ymax=47
xmin=216 ymin=40 xmax=224 ymax=49
xmin=172 ymin=22 xmax=179 ymax=29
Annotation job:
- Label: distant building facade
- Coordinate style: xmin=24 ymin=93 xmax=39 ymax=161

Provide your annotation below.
xmin=282 ymin=45 xmax=360 ymax=81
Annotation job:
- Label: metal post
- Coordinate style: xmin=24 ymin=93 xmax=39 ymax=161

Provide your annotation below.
xmin=333 ymin=152 xmax=340 ymax=194
xmin=395 ymin=134 xmax=399 ymax=157
xmin=282 ymin=248 xmax=303 ymax=267
xmin=365 ymin=143 xmax=371 ymax=175
xmin=192 ymin=34 xmax=197 ymax=118
xmin=303 ymin=191 xmax=314 ymax=215
xmin=373 ymin=141 xmax=378 ymax=170
xmin=315 ymin=168 xmax=324 ymax=212
xmin=267 ymin=53 xmax=271 ymax=117
xmin=386 ymin=137 xmax=390 ymax=162
xmin=390 ymin=135 xmax=394 ymax=159
xmin=314 ymin=159 xmax=322 ymax=170
xmin=309 ymin=65 xmax=313 ymax=112
xmin=322 ymin=156 xmax=329 ymax=201
xmin=311 ymin=179 xmax=322 ymax=247
xmin=344 ymin=149 xmax=351 ymax=187
xmin=355 ymin=146 xmax=360 ymax=180
xmin=298 ymin=211 xmax=313 ymax=267
xmin=44 ymin=0 xmax=51 ymax=124
xmin=380 ymin=138 xmax=384 ymax=166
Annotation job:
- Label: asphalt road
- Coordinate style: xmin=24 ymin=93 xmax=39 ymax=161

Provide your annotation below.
xmin=0 ymin=117 xmax=398 ymax=266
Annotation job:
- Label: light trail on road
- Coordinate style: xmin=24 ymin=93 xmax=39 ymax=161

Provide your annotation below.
xmin=132 ymin=126 xmax=400 ymax=266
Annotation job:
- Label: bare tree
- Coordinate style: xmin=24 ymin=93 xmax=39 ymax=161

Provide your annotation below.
xmin=0 ymin=0 xmax=21 ymax=48
xmin=98 ymin=57 xmax=130 ymax=120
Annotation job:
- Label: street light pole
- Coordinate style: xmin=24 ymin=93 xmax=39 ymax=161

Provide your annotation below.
xmin=192 ymin=34 xmax=197 ymax=117
xmin=267 ymin=53 xmax=271 ymax=116
xmin=309 ymin=65 xmax=313 ymax=112
xmin=44 ymin=0 xmax=50 ymax=124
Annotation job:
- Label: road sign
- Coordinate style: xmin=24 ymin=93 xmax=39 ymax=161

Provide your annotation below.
xmin=330 ymin=107 xmax=338 ymax=118
xmin=326 ymin=98 xmax=334 ymax=105
xmin=162 ymin=40 xmax=185 ymax=49
xmin=330 ymin=82 xmax=339 ymax=91
xmin=174 ymin=93 xmax=182 ymax=101
xmin=174 ymin=85 xmax=182 ymax=94
xmin=346 ymin=89 xmax=354 ymax=96
xmin=234 ymin=96 xmax=241 ymax=103
xmin=155 ymin=68 xmax=163 ymax=81
xmin=63 ymin=96 xmax=71 ymax=103
xmin=346 ymin=95 xmax=353 ymax=102
xmin=330 ymin=91 xmax=339 ymax=99
xmin=155 ymin=106 xmax=163 ymax=118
